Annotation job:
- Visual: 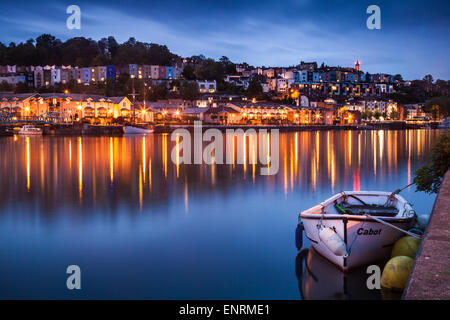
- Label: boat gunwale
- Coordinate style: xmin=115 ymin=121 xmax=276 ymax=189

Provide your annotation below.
xmin=298 ymin=190 xmax=414 ymax=220
xmin=298 ymin=213 xmax=414 ymax=223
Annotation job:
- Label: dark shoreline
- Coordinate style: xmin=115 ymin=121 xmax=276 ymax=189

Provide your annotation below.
xmin=0 ymin=122 xmax=440 ymax=136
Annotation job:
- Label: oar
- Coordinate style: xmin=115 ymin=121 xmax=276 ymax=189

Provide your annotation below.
xmin=364 ymin=214 xmax=422 ymax=239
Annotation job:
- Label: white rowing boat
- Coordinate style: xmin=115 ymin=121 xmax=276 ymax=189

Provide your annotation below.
xmin=123 ymin=126 xmax=154 ymax=134
xmin=296 ymin=191 xmax=417 ymax=271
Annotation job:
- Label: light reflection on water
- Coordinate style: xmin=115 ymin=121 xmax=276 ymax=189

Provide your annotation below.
xmin=0 ymin=129 xmax=441 ymax=299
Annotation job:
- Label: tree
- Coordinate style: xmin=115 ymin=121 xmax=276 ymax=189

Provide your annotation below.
xmin=362 ymin=109 xmax=373 ymax=120
xmin=180 ymin=81 xmax=199 ymax=101
xmin=14 ymin=82 xmax=33 ymax=93
xmin=181 ymin=65 xmax=196 ymax=80
xmin=219 ymin=56 xmax=236 ymax=74
xmin=423 ymin=74 xmax=434 ymax=84
xmin=389 ymin=110 xmax=399 ymax=120
xmin=194 ymin=59 xmax=225 ymax=81
xmin=0 ymin=80 xmax=12 ymax=92
xmin=246 ymin=79 xmax=263 ymax=97
xmin=373 ymin=109 xmax=381 ymax=119
xmin=148 ymin=83 xmax=168 ymax=101
xmin=423 ymin=96 xmax=450 ymax=120
xmin=393 ymin=74 xmax=403 ymax=82
xmin=414 ymin=130 xmax=450 ymax=193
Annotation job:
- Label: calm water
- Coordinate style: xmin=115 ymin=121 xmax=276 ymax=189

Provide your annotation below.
xmin=0 ymin=129 xmax=441 ymax=299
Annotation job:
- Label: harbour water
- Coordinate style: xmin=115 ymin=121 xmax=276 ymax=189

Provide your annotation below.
xmin=0 ymin=129 xmax=441 ymax=299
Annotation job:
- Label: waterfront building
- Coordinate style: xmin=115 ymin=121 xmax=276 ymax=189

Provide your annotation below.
xmin=234 ymin=103 xmax=291 ymax=123
xmin=132 ymin=102 xmax=154 ymax=122
xmin=263 ymin=68 xmax=275 ymax=78
xmin=81 ymin=68 xmax=90 ymax=84
xmin=7 ymin=65 xmax=16 ymax=73
xmin=141 ymin=65 xmax=152 ymax=79
xmin=146 ymin=101 xmax=183 ymax=120
xmin=34 ymin=67 xmax=44 ymax=88
xmin=96 ymin=66 xmax=107 ymax=82
xmin=181 ymin=107 xmax=207 ymax=121
xmin=50 ymin=69 xmax=61 ymax=85
xmin=173 ymin=66 xmax=183 ymax=79
xmin=60 ymin=69 xmax=70 ymax=84
xmin=158 ymin=66 xmax=166 ymax=79
xmin=298 ymin=61 xmax=317 ymax=71
xmin=204 ymin=105 xmax=242 ymax=124
xmin=294 ymin=70 xmax=308 ymax=83
xmin=197 ymin=80 xmax=217 ymax=93
xmin=128 ymin=64 xmax=138 ymax=78
xmin=0 ymin=93 xmax=134 ymax=123
xmin=25 ymin=71 xmax=34 ymax=87
xmin=0 ymin=93 xmax=40 ymax=116
xmin=166 ymin=66 xmax=174 ymax=79
xmin=150 ymin=65 xmax=160 ymax=79
xmin=43 ymin=70 xmax=51 ymax=86
xmin=106 ymin=65 xmax=116 ymax=79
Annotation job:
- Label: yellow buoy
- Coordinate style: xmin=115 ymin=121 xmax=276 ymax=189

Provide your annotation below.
xmin=381 ymin=256 xmax=414 ymax=291
xmin=391 ymin=236 xmax=421 ymax=259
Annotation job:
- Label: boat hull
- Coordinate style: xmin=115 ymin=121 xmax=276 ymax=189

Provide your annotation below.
xmin=300 ymin=214 xmax=414 ymax=271
xmin=123 ymin=126 xmax=154 ymax=134
xmin=18 ymin=131 xmax=42 ymax=135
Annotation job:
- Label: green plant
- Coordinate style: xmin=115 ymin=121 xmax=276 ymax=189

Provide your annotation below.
xmin=414 ymin=130 xmax=450 ymax=193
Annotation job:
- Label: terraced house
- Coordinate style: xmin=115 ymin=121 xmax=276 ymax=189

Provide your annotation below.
xmin=0 ymin=93 xmax=134 ymax=123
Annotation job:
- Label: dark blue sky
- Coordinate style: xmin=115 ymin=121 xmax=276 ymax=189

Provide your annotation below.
xmin=1 ymin=0 xmax=449 ymax=79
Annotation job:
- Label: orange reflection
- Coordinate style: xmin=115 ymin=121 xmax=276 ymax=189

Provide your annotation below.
xmin=348 ymin=131 xmax=352 ymax=166
xmin=142 ymin=137 xmax=146 ymax=182
xmin=162 ymin=134 xmax=167 ymax=179
xmin=26 ymin=137 xmax=30 ymax=191
xmin=175 ymin=134 xmax=179 ymax=178
xmin=78 ymin=137 xmax=83 ymax=201
xmin=110 ymin=137 xmax=114 ymax=183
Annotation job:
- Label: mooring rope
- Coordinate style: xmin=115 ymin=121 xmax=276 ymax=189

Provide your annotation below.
xmin=384 ymin=182 xmax=415 ymax=206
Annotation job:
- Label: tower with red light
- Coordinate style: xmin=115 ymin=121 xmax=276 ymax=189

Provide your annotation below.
xmin=355 ymin=60 xmax=361 ymax=72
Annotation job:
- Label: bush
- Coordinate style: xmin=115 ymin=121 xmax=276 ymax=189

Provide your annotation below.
xmin=414 ymin=130 xmax=450 ymax=193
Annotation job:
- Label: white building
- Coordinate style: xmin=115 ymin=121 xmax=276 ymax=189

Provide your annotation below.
xmin=51 ymin=69 xmax=61 ymax=85
xmin=150 ymin=65 xmax=160 ymax=79
xmin=197 ymin=80 xmax=217 ymax=93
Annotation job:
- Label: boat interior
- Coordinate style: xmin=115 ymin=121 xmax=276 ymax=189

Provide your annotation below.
xmin=331 ymin=194 xmax=399 ymax=217
xmin=300 ymin=192 xmax=408 ymax=218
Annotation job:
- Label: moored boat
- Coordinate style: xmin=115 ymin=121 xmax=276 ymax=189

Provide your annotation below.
xmin=296 ymin=191 xmax=417 ymax=271
xmin=438 ymin=118 xmax=450 ymax=129
xmin=123 ymin=126 xmax=154 ymax=134
xmin=18 ymin=125 xmax=42 ymax=135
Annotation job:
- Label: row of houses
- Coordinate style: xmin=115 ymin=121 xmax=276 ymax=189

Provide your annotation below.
xmin=0 ymin=92 xmax=146 ymax=123
xmin=0 ymin=64 xmax=219 ymax=94
xmin=2 ymin=91 xmax=420 ymax=125
xmin=227 ymin=60 xmax=396 ymax=96
xmin=0 ymin=64 xmax=183 ymax=87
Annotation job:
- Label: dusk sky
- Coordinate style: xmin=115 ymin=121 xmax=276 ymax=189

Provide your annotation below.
xmin=0 ymin=0 xmax=449 ymax=80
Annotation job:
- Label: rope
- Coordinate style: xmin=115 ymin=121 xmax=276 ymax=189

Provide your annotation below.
xmin=365 ymin=214 xmax=422 ymax=239
xmin=347 ymin=219 xmax=365 ymax=255
xmin=384 ymin=182 xmax=415 ymax=206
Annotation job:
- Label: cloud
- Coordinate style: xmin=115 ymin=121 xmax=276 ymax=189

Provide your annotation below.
xmin=0 ymin=0 xmax=448 ymax=79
